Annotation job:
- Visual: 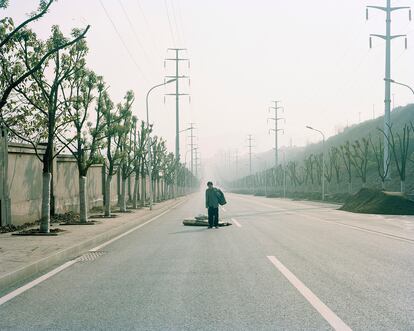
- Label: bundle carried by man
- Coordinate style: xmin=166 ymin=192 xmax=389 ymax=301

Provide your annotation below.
xmin=183 ymin=214 xmax=232 ymax=227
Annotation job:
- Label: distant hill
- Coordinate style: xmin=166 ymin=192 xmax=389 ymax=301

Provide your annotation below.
xmin=230 ymin=103 xmax=414 ymax=195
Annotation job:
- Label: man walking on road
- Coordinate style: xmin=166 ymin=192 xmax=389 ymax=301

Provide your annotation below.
xmin=205 ymin=181 xmax=220 ymax=229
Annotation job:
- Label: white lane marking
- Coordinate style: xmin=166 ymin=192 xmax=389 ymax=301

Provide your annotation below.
xmin=0 ymin=260 xmax=77 ymax=306
xmin=90 ymin=199 xmax=186 ymax=251
xmin=298 ymin=213 xmax=414 ymax=244
xmin=235 ymin=195 xmax=414 ymax=244
xmin=0 ymin=200 xmax=186 ymax=306
xmin=231 ymin=218 xmax=242 ymax=228
xmin=267 ymin=256 xmax=352 ymax=331
xmin=235 ymin=196 xmax=279 ymax=210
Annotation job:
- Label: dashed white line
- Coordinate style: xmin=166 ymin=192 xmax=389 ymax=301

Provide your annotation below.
xmin=231 ymin=218 xmax=242 ymax=227
xmin=267 ymin=256 xmax=352 ymax=331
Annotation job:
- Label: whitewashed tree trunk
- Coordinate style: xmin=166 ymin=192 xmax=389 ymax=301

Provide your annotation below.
xmin=79 ymin=176 xmax=88 ymax=223
xmin=104 ymin=175 xmax=112 ymax=217
xmin=40 ymin=172 xmax=51 ymax=233
xmin=133 ymin=176 xmax=139 ymax=209
xmin=120 ymin=177 xmax=127 ymax=212
xmin=141 ymin=175 xmax=146 ymax=206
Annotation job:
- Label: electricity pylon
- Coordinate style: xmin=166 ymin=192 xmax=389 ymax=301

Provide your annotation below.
xmin=367 ymin=1 xmax=411 ymax=178
xmin=268 ymin=101 xmax=284 ymax=167
xmin=165 ymin=48 xmax=190 ymax=196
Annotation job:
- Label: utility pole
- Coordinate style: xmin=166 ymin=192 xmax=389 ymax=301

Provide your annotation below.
xmin=367 ymin=1 xmax=410 ymax=178
xmin=268 ymin=101 xmax=284 ymax=167
xmin=235 ymin=149 xmax=239 ymax=179
xmin=188 ymin=123 xmax=196 ymax=175
xmin=247 ymin=135 xmax=253 ymax=176
xmin=194 ymin=148 xmax=200 ymax=178
xmin=165 ymin=48 xmax=190 ymax=197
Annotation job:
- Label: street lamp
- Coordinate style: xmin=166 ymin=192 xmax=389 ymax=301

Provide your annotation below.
xmin=384 ymin=78 xmax=414 ymax=96
xmin=306 ymin=126 xmax=326 ymax=201
xmin=146 ymin=78 xmax=177 ymax=210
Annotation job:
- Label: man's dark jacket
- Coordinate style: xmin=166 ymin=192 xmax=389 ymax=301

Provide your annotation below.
xmin=205 ymin=188 xmax=219 ymax=208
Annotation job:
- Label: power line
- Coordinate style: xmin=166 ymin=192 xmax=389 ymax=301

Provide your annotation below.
xmin=164 ymin=0 xmax=177 ymax=46
xmin=118 ymin=0 xmax=158 ymax=74
xmin=169 ymin=0 xmax=183 ymax=46
xmin=135 ymin=0 xmax=161 ymax=55
xmin=99 ymin=0 xmax=149 ymax=83
xmin=175 ymin=0 xmax=188 ymax=47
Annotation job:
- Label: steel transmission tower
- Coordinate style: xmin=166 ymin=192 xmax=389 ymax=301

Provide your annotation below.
xmin=247 ymin=135 xmax=253 ymax=176
xmin=268 ymin=101 xmax=284 ymax=167
xmin=187 ymin=123 xmax=196 ymax=175
xmin=165 ymin=48 xmax=190 ymax=196
xmin=367 ymin=1 xmax=410 ymax=177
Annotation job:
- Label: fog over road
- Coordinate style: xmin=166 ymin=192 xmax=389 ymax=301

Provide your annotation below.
xmin=1 ymin=193 xmax=413 ymax=331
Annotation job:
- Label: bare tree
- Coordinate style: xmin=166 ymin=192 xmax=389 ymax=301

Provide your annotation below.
xmin=382 ymin=124 xmax=411 ymax=193
xmin=350 ymin=138 xmax=370 ymax=188
xmin=369 ymin=134 xmax=390 ymax=190
xmin=340 ymin=141 xmax=353 ymax=193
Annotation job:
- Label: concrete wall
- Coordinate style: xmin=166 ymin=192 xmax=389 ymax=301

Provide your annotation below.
xmin=8 ymin=144 xmax=44 ymax=225
xmin=2 ymin=142 xmax=121 ymax=226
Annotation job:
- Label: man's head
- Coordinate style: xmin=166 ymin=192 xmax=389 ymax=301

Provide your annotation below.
xmin=207 ymin=181 xmax=213 ymax=188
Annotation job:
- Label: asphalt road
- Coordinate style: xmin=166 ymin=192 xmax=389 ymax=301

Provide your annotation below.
xmin=1 ymin=192 xmax=413 ymax=331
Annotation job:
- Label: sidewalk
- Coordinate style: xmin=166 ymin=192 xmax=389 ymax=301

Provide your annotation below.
xmin=0 ymin=197 xmax=186 ymax=292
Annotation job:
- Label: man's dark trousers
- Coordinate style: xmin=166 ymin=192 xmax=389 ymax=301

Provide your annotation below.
xmin=208 ymin=207 xmax=219 ymax=227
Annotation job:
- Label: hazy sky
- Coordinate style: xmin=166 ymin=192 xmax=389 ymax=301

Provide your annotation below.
xmin=3 ymin=0 xmax=414 ymax=163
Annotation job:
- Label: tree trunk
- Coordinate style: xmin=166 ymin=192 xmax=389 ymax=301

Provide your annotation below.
xmin=104 ymin=175 xmax=112 ymax=217
xmin=133 ymin=176 xmax=139 ymax=209
xmin=141 ymin=174 xmax=146 ymax=206
xmin=401 ymin=180 xmax=405 ymax=193
xmin=381 ymin=180 xmax=386 ymax=190
xmin=120 ymin=176 xmax=127 ymax=212
xmin=79 ymin=176 xmax=88 ymax=223
xmin=348 ymin=181 xmax=352 ymax=194
xmin=40 ymin=172 xmax=51 ymax=233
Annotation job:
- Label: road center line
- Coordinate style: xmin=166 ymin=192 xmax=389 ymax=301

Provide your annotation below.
xmin=0 ymin=199 xmax=186 ymax=307
xmin=267 ymin=256 xmax=352 ymax=331
xmin=231 ymin=218 xmax=242 ymax=227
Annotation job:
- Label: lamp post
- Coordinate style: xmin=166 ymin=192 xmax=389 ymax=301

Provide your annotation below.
xmin=384 ymin=78 xmax=414 ymax=96
xmin=306 ymin=126 xmax=326 ymax=201
xmin=146 ymin=78 xmax=177 ymax=210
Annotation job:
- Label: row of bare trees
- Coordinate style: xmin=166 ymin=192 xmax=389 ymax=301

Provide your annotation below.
xmin=231 ymin=123 xmax=413 ymax=196
xmin=0 ymin=1 xmax=198 ymax=232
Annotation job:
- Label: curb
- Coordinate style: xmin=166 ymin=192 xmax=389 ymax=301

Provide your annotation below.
xmin=0 ymin=197 xmax=186 ymax=292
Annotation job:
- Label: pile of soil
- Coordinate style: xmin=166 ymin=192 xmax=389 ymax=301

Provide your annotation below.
xmin=340 ymin=188 xmax=414 ymax=215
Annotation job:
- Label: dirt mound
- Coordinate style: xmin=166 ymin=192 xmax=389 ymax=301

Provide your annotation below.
xmin=340 ymin=188 xmax=414 ymax=215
